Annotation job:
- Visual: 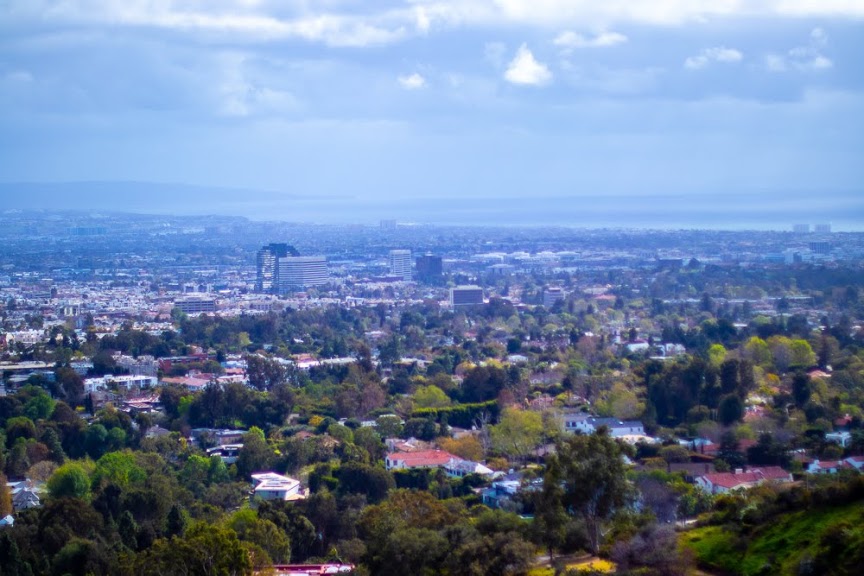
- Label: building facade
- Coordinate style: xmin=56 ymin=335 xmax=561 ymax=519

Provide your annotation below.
xmin=415 ymin=254 xmax=443 ymax=282
xmin=256 ymin=243 xmax=299 ymax=293
xmin=450 ymin=285 xmax=484 ymax=307
xmin=277 ymin=256 xmax=329 ymax=291
xmin=388 ymin=249 xmax=412 ymax=281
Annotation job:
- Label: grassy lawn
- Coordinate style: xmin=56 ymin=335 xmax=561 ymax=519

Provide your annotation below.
xmin=681 ymin=504 xmax=864 ymax=575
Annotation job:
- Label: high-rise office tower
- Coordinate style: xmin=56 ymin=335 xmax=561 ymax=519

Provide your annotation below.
xmin=389 ymin=249 xmax=412 ymax=281
xmin=415 ymin=254 xmax=443 ymax=282
xmin=277 ymin=256 xmax=329 ymax=291
xmin=256 ymin=243 xmax=299 ymax=293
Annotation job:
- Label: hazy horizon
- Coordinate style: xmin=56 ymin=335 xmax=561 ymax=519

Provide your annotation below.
xmin=1 ymin=180 xmax=862 ymax=232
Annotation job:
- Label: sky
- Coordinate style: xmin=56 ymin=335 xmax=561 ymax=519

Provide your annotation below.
xmin=1 ymin=1 xmax=863 ymax=223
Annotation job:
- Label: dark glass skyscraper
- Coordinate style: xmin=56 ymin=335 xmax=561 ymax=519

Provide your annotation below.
xmin=256 ymin=243 xmax=299 ymax=293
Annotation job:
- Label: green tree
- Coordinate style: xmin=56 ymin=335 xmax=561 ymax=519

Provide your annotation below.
xmin=413 ymin=385 xmax=451 ymax=409
xmin=47 ymin=461 xmax=91 ymax=501
xmin=23 ymin=388 xmax=56 ymax=421
xmin=742 ymin=337 xmax=771 ymax=367
xmin=228 ymin=510 xmax=291 ymax=564
xmin=92 ymin=451 xmax=146 ymax=489
xmin=790 ymin=339 xmax=816 ymax=368
xmin=490 ymin=408 xmax=543 ymax=461
xmin=707 ymin=344 xmax=727 ymax=368
xmin=546 ymin=429 xmax=632 ymax=555
xmin=237 ymin=427 xmax=272 ymax=478
xmin=133 ymin=522 xmax=253 ymax=576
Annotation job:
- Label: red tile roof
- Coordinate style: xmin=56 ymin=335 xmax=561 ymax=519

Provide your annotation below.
xmin=386 ymin=449 xmax=456 ymax=468
xmin=701 ymin=467 xmax=791 ymax=489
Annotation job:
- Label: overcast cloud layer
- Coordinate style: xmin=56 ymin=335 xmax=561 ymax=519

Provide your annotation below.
xmin=1 ymin=1 xmax=863 ymax=225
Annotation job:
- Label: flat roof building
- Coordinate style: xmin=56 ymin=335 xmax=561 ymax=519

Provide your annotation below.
xmin=388 ymin=249 xmax=412 ymax=281
xmin=450 ymin=285 xmax=484 ymax=307
xmin=277 ymin=256 xmax=329 ymax=292
xmin=174 ymin=296 xmax=216 ymax=314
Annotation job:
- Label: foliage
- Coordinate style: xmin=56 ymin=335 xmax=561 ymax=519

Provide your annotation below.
xmin=47 ymin=461 xmax=92 ymax=501
xmin=545 ymin=430 xmax=632 ymax=554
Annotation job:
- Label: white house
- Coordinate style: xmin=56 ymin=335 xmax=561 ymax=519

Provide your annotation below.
xmin=825 ymin=431 xmax=852 ymax=448
xmin=443 ymin=459 xmax=494 ymax=478
xmin=251 ymin=473 xmax=306 ymax=502
xmin=562 ymin=414 xmax=645 ymax=438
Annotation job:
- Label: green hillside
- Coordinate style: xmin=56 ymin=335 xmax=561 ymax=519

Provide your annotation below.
xmin=682 ymin=502 xmax=864 ymax=575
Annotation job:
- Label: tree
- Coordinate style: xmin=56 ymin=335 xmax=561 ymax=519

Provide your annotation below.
xmin=0 ymin=472 xmax=12 ymax=517
xmin=413 ymin=385 xmax=451 ymax=409
xmin=237 ymin=427 xmax=272 ymax=478
xmin=718 ymin=394 xmax=744 ymax=426
xmin=47 ymin=461 xmax=91 ymax=501
xmin=707 ymin=344 xmax=727 ymax=368
xmin=439 ymin=435 xmax=485 ymax=462
xmin=245 ymin=354 xmax=287 ymax=391
xmin=490 ymin=408 xmax=543 ymax=462
xmin=612 ymin=524 xmax=691 ymax=576
xmin=790 ymin=339 xmax=816 ymax=369
xmin=546 ymin=429 xmax=632 ymax=555
xmin=133 ymin=522 xmax=253 ymax=576
xmin=792 ymin=372 xmax=812 ymax=407
xmin=335 ymin=462 xmax=394 ymax=503
xmin=228 ymin=510 xmax=292 ymax=564
xmin=742 ymin=337 xmax=771 ymax=367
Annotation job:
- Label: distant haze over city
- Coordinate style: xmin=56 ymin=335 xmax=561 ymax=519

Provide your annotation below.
xmin=1 ymin=181 xmax=862 ymax=231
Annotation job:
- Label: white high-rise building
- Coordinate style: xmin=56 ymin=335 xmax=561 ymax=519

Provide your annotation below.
xmin=389 ymin=249 xmax=412 ymax=281
xmin=277 ymin=256 xmax=329 ymax=291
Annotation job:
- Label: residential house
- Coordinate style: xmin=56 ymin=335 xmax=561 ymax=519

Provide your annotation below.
xmin=695 ymin=467 xmax=793 ymax=494
xmin=806 ymin=460 xmax=852 ymax=474
xmin=562 ymin=414 xmax=645 ymax=438
xmin=443 ymin=459 xmax=494 ymax=478
xmin=0 ymin=515 xmax=13 ymax=528
xmin=7 ymin=480 xmax=41 ymax=510
xmin=251 ymin=473 xmax=307 ymax=502
xmin=385 ymin=449 xmax=457 ymax=471
xmin=825 ymin=431 xmax=852 ymax=448
xmin=481 ymin=479 xmax=522 ymax=509
xmin=207 ymin=443 xmax=243 ymax=464
xmin=843 ymin=456 xmax=864 ymax=471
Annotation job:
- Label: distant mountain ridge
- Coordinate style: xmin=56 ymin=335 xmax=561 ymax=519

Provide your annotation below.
xmin=0 ymin=181 xmax=317 ymax=215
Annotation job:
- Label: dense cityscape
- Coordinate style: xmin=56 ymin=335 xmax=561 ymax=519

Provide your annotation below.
xmin=1 ymin=210 xmax=863 ymax=575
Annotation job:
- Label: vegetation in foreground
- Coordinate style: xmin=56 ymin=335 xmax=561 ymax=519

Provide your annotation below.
xmin=681 ymin=475 xmax=864 ymax=576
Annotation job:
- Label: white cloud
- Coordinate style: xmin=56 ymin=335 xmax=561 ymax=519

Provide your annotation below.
xmin=554 ymin=30 xmax=627 ymax=52
xmin=504 ymin=44 xmax=552 ymax=86
xmin=765 ymin=28 xmax=833 ymax=73
xmin=398 ymin=72 xmax=427 ymax=90
xmin=7 ymin=1 xmax=863 ymax=48
xmin=684 ymin=47 xmax=743 ymax=70
xmin=415 ymin=6 xmax=431 ymax=33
